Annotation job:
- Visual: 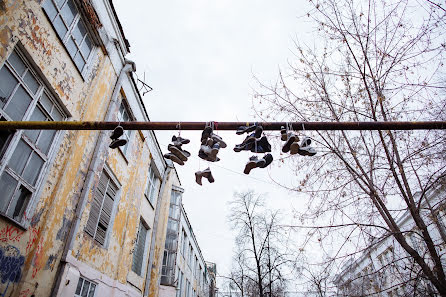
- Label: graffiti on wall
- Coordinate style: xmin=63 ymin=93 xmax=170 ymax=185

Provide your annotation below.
xmin=0 ymin=226 xmax=24 ymax=243
xmin=0 ymin=245 xmax=25 ymax=296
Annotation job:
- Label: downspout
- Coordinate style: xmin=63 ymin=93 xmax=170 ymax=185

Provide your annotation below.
xmin=51 ymin=60 xmax=135 ymax=296
xmin=144 ymin=163 xmax=173 ymax=296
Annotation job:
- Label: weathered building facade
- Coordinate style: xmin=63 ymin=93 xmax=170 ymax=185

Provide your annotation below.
xmin=158 ymin=203 xmax=217 ymax=297
xmin=0 ymin=0 xmax=186 ymax=296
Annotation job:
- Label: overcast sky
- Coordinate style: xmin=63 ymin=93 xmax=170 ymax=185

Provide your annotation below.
xmin=114 ymin=0 xmax=313 ymax=286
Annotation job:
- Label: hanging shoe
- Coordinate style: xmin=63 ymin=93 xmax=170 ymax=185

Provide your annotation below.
xmin=252 ymin=136 xmax=271 ymax=153
xmin=290 ymin=137 xmax=300 ymax=155
xmin=236 ymin=125 xmax=257 ymax=135
xmin=259 ymin=153 xmax=273 ymax=168
xmin=110 ymin=125 xmax=124 ymax=140
xmin=172 ymin=135 xmax=190 ymax=145
xmin=168 ymin=144 xmax=188 ymax=161
xmin=282 ymin=133 xmax=297 ymax=153
xmin=254 ymin=125 xmax=263 ymax=139
xmin=244 ymin=156 xmax=266 ymax=175
xmin=164 ymin=153 xmax=184 ymax=165
xmin=195 ymin=171 xmax=203 ymax=185
xmin=201 ymin=167 xmax=215 ymax=183
xmin=109 ymin=138 xmax=127 ymax=149
xmin=298 ymin=136 xmax=317 ymax=156
xmin=208 ymin=143 xmax=220 ymax=162
xmin=280 ymin=126 xmax=288 ymax=141
xmin=201 ymin=126 xmax=213 ymax=141
xmin=211 ymin=133 xmax=227 ymax=148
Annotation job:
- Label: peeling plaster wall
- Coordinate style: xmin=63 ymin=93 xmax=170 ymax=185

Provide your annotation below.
xmin=0 ymin=0 xmax=118 ymax=296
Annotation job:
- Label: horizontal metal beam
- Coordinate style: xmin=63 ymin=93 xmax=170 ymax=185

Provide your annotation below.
xmin=0 ymin=121 xmax=445 ymax=131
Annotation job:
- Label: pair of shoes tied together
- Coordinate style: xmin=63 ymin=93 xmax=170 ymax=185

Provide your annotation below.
xmin=164 ymin=135 xmax=191 ymax=165
xmin=244 ymin=154 xmax=273 ymax=175
xmin=234 ymin=124 xmax=271 ymax=153
xmin=199 ymin=125 xmax=226 ymax=162
xmin=109 ymin=125 xmax=127 ymax=149
xmin=195 ymin=168 xmax=214 ymax=185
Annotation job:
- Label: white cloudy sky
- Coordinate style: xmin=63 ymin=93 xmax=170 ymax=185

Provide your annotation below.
xmin=114 ymin=0 xmax=314 ymax=285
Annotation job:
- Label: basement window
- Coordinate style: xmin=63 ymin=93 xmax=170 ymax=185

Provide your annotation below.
xmin=75 ymin=276 xmax=96 ymax=297
xmin=0 ymin=48 xmax=66 ymax=225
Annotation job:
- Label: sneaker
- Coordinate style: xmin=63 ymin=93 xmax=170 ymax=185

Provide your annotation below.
xmin=298 ymin=137 xmax=316 ymax=156
xmin=280 ymin=126 xmax=287 ymax=141
xmin=254 ymin=125 xmax=263 ymax=139
xmin=201 ymin=126 xmax=213 ymax=141
xmin=252 ymin=136 xmax=271 ymax=153
xmin=244 ymin=156 xmax=265 ymax=174
xmin=282 ymin=133 xmax=297 ymax=153
xmin=172 ymin=135 xmax=190 ymax=145
xmin=234 ymin=141 xmax=254 ymax=152
xmin=168 ymin=144 xmax=188 ymax=161
xmin=208 ymin=143 xmax=220 ymax=161
xmin=290 ymin=141 xmax=300 ymax=155
xmin=211 ymin=133 xmax=227 ymax=148
xmin=236 ymin=125 xmax=256 ymax=135
xmin=109 ymin=138 xmax=127 ymax=149
xmin=164 ymin=153 xmax=184 ymax=165
xmin=195 ymin=171 xmax=203 ymax=185
xmin=201 ymin=167 xmax=215 ymax=183
xmin=259 ymin=153 xmax=273 ymax=168
xmin=110 ymin=126 xmax=124 ymax=140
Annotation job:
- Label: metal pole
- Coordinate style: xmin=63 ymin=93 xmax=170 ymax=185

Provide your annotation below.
xmin=0 ymin=121 xmax=445 ymax=130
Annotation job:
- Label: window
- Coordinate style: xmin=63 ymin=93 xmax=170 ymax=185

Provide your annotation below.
xmin=177 ymin=271 xmax=184 ymax=297
xmin=145 ymin=165 xmax=160 ymax=206
xmin=0 ymin=49 xmax=65 ymax=224
xmin=116 ymin=101 xmax=133 ymax=155
xmin=85 ymin=169 xmax=118 ymax=246
xmin=132 ymin=219 xmax=149 ymax=276
xmin=42 ymin=0 xmax=94 ymax=73
xmin=181 ymin=229 xmax=187 ymax=256
xmin=75 ymin=276 xmax=96 ymax=297
xmin=189 ymin=244 xmax=193 ymax=267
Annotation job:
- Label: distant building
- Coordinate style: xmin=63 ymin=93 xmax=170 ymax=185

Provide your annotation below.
xmin=158 ymin=201 xmax=217 ymax=297
xmin=334 ymin=181 xmax=446 ymax=296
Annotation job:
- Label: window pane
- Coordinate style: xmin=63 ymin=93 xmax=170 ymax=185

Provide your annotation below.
xmin=0 ymin=172 xmax=18 ymax=213
xmin=23 ymin=152 xmax=44 ymax=185
xmin=53 ymin=15 xmax=67 ymax=38
xmin=37 ymin=130 xmax=56 ymax=155
xmin=60 ymin=0 xmax=76 ymax=27
xmin=23 ymin=71 xmax=40 ymax=94
xmin=75 ymin=277 xmax=83 ymax=295
xmin=39 ymin=92 xmax=53 ymax=114
xmin=42 ymin=0 xmax=58 ymax=21
xmin=73 ymin=21 xmax=86 ymax=45
xmin=0 ymin=127 xmax=13 ymax=158
xmin=55 ymin=0 xmax=66 ymax=8
xmin=81 ymin=279 xmax=90 ymax=297
xmin=0 ymin=67 xmax=19 ymax=107
xmin=74 ymin=53 xmax=85 ymax=72
xmin=24 ymin=106 xmax=47 ymax=143
xmin=88 ymin=283 xmax=96 ymax=297
xmin=66 ymin=37 xmax=77 ymax=59
xmin=51 ymin=107 xmax=63 ymax=121
xmin=7 ymin=51 xmax=26 ymax=76
xmin=6 ymin=185 xmax=31 ymax=220
xmin=8 ymin=139 xmax=32 ymax=175
xmin=80 ymin=36 xmax=92 ymax=59
xmin=5 ymin=85 xmax=32 ymax=120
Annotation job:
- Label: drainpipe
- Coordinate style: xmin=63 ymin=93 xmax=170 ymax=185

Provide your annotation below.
xmin=51 ymin=59 xmax=135 ymax=296
xmin=144 ymin=163 xmax=173 ymax=296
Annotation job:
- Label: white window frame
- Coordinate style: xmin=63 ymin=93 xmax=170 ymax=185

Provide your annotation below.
xmin=42 ymin=0 xmax=95 ymax=75
xmin=74 ymin=276 xmax=97 ymax=297
xmin=132 ymin=218 xmax=150 ymax=276
xmin=84 ymin=166 xmax=120 ymax=247
xmin=116 ymin=99 xmax=133 ymax=156
xmin=0 ymin=47 xmax=66 ymax=227
xmin=145 ymin=164 xmax=160 ymax=206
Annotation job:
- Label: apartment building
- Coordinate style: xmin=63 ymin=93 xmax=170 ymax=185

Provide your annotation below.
xmin=0 ymin=0 xmax=182 ymax=296
xmin=158 ymin=200 xmax=217 ymax=297
xmin=334 ymin=181 xmax=446 ymax=296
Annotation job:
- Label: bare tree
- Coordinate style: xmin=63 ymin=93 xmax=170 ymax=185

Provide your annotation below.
xmin=253 ymin=0 xmax=446 ymax=295
xmin=227 ymin=191 xmax=289 ymax=297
